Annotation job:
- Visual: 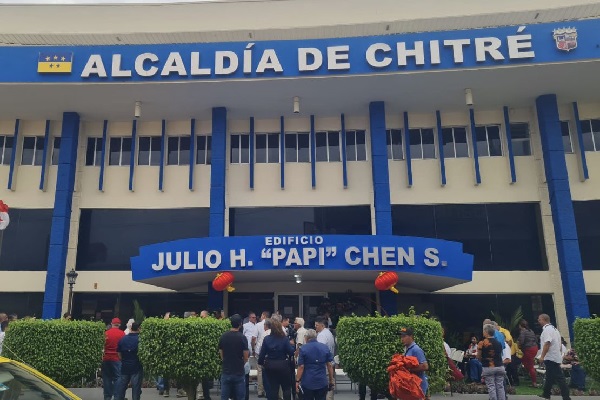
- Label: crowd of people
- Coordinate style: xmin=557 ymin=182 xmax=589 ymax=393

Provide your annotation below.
xmin=444 ymin=314 xmax=586 ymax=400
xmin=1 ymin=308 xmax=588 ymax=400
xmin=99 ymin=310 xmax=338 ymax=400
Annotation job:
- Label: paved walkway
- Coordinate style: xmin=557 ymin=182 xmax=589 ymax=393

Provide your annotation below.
xmin=69 ymin=386 xmax=600 ymax=400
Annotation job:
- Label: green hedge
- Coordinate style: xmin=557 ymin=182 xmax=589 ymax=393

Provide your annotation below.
xmin=139 ymin=317 xmax=230 ymax=399
xmin=336 ymin=313 xmax=445 ymax=394
xmin=573 ymin=316 xmax=600 ymax=383
xmin=1 ymin=319 xmax=104 ymax=386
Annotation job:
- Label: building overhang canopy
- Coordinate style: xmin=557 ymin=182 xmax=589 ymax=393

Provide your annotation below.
xmin=131 ymin=235 xmax=474 ymax=293
xmin=0 ymin=17 xmax=598 ymax=120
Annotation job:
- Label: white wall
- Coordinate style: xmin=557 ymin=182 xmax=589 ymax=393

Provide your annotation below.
xmin=2 ymin=104 xmax=600 ymax=303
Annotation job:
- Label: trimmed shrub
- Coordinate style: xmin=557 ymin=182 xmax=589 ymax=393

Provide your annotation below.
xmin=573 ymin=316 xmax=600 ymax=383
xmin=1 ymin=319 xmax=104 ymax=386
xmin=139 ymin=317 xmax=230 ymax=400
xmin=336 ymin=312 xmax=445 ymax=394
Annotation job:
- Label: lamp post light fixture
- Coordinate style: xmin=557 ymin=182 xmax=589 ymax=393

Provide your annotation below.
xmin=66 ymin=268 xmax=78 ymax=316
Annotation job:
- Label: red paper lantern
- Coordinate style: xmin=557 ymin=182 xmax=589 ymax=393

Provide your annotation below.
xmin=0 ymin=200 xmax=9 ymax=231
xmin=212 ymin=272 xmax=235 ymax=292
xmin=375 ymin=271 xmax=399 ymax=294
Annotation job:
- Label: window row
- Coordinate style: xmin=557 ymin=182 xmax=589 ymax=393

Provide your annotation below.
xmin=0 ymin=119 xmax=587 ymax=168
xmin=374 ymin=122 xmax=577 ymax=161
xmin=85 ymin=136 xmax=212 ymax=166
xmin=386 ymin=124 xmax=531 ymax=160
xmin=0 ymin=136 xmax=61 ymax=166
xmin=230 ymin=130 xmax=367 ymax=164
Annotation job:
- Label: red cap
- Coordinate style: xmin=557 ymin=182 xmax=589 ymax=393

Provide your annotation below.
xmin=111 ymin=318 xmax=121 ymax=325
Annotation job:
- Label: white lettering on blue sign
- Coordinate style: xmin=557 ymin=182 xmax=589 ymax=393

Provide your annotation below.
xmin=152 ymin=250 xmax=223 ymax=271
xmin=344 ymin=246 xmax=416 ymax=266
xmin=424 ymin=248 xmax=440 ymax=267
xmin=264 ymin=236 xmax=324 ymax=246
xmin=80 ymin=33 xmax=535 ymax=79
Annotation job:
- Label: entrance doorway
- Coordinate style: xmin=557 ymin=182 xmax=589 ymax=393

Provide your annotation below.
xmin=275 ymin=293 xmax=327 ymax=329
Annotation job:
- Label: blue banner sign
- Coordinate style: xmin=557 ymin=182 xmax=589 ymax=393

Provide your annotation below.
xmin=131 ymin=235 xmax=473 ymax=282
xmin=0 ymin=19 xmax=597 ymax=83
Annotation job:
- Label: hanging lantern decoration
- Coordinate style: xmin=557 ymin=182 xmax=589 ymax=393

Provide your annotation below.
xmin=375 ymin=271 xmax=399 ymax=294
xmin=212 ymin=272 xmax=236 ymax=292
xmin=0 ymin=200 xmax=9 ymax=231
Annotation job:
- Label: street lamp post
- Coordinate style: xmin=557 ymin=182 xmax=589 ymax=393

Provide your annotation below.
xmin=66 ymin=268 xmax=78 ymax=316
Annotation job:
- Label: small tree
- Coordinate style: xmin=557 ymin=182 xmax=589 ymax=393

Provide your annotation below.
xmin=132 ymin=299 xmax=146 ymax=324
xmin=336 ymin=312 xmax=446 ymax=396
xmin=139 ymin=317 xmax=230 ymax=400
xmin=1 ymin=319 xmax=104 ymax=386
xmin=573 ymin=316 xmax=600 ymax=384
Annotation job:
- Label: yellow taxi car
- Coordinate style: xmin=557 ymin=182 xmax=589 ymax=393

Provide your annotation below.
xmin=0 ymin=356 xmax=80 ymax=399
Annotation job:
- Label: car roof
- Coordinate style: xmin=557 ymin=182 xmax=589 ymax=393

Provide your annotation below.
xmin=0 ymin=356 xmax=80 ymax=399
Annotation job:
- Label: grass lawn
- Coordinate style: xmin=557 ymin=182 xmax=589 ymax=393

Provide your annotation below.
xmin=513 ymin=377 xmax=599 ymax=396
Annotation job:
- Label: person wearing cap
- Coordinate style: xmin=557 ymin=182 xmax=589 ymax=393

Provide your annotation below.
xmin=116 ymin=322 xmax=142 ymax=400
xmin=103 ymin=317 xmax=125 ymax=400
xmin=400 ymin=327 xmax=429 ymax=398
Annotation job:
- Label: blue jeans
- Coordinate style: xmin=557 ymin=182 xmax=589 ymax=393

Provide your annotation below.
xmin=468 ymin=358 xmax=483 ymax=382
xmin=102 ymin=361 xmax=121 ymax=400
xmin=221 ymin=374 xmax=246 ymax=400
xmin=419 ymin=375 xmax=428 ymax=398
xmin=116 ymin=368 xmax=143 ymax=400
xmin=570 ymin=364 xmax=586 ymax=390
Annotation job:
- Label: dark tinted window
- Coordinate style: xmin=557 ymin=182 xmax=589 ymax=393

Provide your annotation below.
xmin=392 ymin=203 xmax=546 ymax=271
xmin=230 ymin=206 xmax=372 ymax=236
xmin=574 ymin=200 xmax=600 ymax=270
xmin=579 ymin=119 xmax=600 ymax=152
xmin=196 ymin=135 xmax=212 ymax=165
xmin=230 ymin=134 xmax=250 ymax=164
xmin=77 ymin=208 xmax=210 ymax=271
xmin=409 ymin=128 xmax=436 ymax=159
xmin=561 ymin=121 xmax=573 ymax=153
xmin=316 ymin=131 xmax=341 ymax=162
xmin=109 ymin=137 xmax=132 ymax=166
xmin=386 ymin=129 xmax=403 ymax=160
xmin=346 ymin=130 xmax=367 ymax=161
xmin=51 ymin=137 xmax=61 ymax=165
xmin=22 ymin=136 xmax=44 ymax=166
xmin=138 ymin=136 xmax=161 ymax=166
xmin=510 ymin=123 xmax=531 ymax=156
xmin=0 ymin=209 xmax=52 ymax=271
xmin=85 ymin=137 xmax=103 ymax=166
xmin=328 ymin=131 xmax=341 ymax=161
xmin=1 ymin=135 xmax=13 ymax=165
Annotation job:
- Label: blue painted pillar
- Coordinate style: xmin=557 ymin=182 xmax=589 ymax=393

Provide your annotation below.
xmin=369 ymin=102 xmax=392 ymax=236
xmin=42 ymin=112 xmax=80 ymax=319
xmin=369 ymin=102 xmax=397 ymax=315
xmin=535 ymin=94 xmax=589 ymax=338
xmin=209 ymin=107 xmax=227 ymax=309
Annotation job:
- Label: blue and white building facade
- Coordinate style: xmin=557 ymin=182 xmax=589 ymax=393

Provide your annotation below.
xmin=0 ymin=0 xmax=599 ymax=337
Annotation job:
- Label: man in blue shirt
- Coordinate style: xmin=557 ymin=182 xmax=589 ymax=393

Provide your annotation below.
xmin=483 ymin=319 xmax=506 ymax=349
xmin=295 ymin=329 xmax=335 ymax=400
xmin=401 ymin=327 xmax=429 ymax=398
xmin=116 ymin=322 xmax=142 ymax=400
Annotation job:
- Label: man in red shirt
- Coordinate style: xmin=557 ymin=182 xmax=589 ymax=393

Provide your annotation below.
xmin=103 ymin=317 xmax=125 ymax=400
